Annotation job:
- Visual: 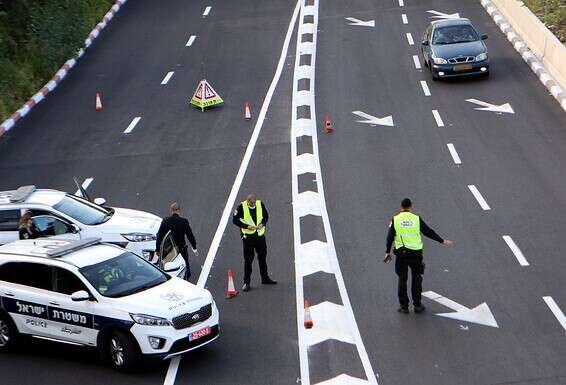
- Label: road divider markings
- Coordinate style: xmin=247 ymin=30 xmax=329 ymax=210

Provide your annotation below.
xmin=446 ymin=143 xmax=461 ymax=165
xmin=427 ymin=10 xmax=460 ymax=19
xmin=468 ymin=185 xmax=491 ymax=210
xmin=402 ymin=14 xmax=408 ymax=24
xmin=502 ymin=236 xmax=529 ymax=266
xmin=202 ymin=6 xmax=211 ymax=16
xmin=420 ymin=80 xmax=431 ymax=96
xmin=399 ymin=0 xmax=404 ymax=6
xmin=186 ymin=35 xmax=196 ymax=47
xmin=406 ymin=32 xmax=414 ymax=45
xmin=74 ymin=178 xmax=93 ymax=196
xmin=161 ymin=72 xmax=174 ymax=85
xmin=123 ymin=116 xmax=141 ymax=134
xmin=432 ymin=109 xmax=444 ymax=127
xmin=413 ymin=55 xmax=421 ymax=69
xmin=543 ymin=297 xmax=566 ymax=331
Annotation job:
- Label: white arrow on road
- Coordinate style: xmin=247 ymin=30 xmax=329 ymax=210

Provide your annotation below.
xmin=345 ymin=17 xmax=375 ymax=27
xmin=427 ymin=10 xmax=460 ymax=19
xmin=466 ymin=98 xmax=515 ymax=114
xmin=352 ymin=111 xmax=394 ymax=127
xmin=422 ymin=291 xmax=499 ymax=328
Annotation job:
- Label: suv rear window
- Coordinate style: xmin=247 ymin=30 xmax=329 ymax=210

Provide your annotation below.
xmin=0 ymin=209 xmax=20 ymax=231
xmin=0 ymin=262 xmax=52 ymax=290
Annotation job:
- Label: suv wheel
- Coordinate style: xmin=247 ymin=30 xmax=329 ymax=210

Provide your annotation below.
xmin=0 ymin=313 xmax=18 ymax=351
xmin=107 ymin=330 xmax=139 ymax=371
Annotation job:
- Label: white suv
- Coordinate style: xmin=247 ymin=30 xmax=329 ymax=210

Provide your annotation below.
xmin=0 ymin=185 xmax=186 ymax=278
xmin=0 ymin=238 xmax=219 ymax=370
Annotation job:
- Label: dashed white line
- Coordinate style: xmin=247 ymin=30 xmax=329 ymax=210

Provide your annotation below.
xmin=502 ymin=236 xmax=529 ymax=266
xmin=446 ymin=143 xmax=461 ymax=165
xmin=186 ymin=35 xmax=196 ymax=47
xmin=402 ymin=14 xmax=408 ymax=24
xmin=432 ymin=109 xmax=444 ymax=127
xmin=543 ymin=297 xmax=566 ymax=331
xmin=406 ymin=32 xmax=414 ymax=45
xmin=161 ymin=71 xmax=174 ymax=85
xmin=74 ymin=177 xmax=94 ymax=196
xmin=202 ymin=6 xmax=211 ymax=16
xmin=412 ymin=55 xmax=421 ymax=69
xmin=399 ymin=0 xmax=404 ymax=6
xmin=420 ymin=80 xmax=431 ymax=96
xmin=123 ymin=116 xmax=141 ymax=134
xmin=468 ymin=185 xmax=491 ymax=210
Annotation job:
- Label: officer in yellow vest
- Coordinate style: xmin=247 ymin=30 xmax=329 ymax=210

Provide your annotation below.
xmin=384 ymin=198 xmax=453 ymax=313
xmin=232 ymin=194 xmax=277 ymax=292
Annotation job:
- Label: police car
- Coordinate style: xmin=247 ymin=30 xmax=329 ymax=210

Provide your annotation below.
xmin=0 ymin=185 xmax=186 ymax=278
xmin=0 ymin=238 xmax=219 ymax=370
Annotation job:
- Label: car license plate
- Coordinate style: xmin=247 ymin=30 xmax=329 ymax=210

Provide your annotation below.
xmin=454 ymin=64 xmax=472 ymax=71
xmin=190 ymin=326 xmax=211 ymax=341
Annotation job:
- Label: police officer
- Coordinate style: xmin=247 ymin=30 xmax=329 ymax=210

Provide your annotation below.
xmin=232 ymin=194 xmax=276 ymax=292
xmin=155 ymin=202 xmax=198 ymax=280
xmin=384 ymin=198 xmax=453 ymax=313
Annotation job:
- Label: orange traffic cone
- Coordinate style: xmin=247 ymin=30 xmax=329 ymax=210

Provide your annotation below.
xmin=304 ymin=299 xmax=313 ymax=329
xmin=226 ymin=269 xmax=238 ymax=299
xmin=324 ymin=115 xmax=333 ymax=133
xmin=95 ymin=92 xmax=103 ymax=111
xmin=244 ymin=101 xmax=251 ymax=120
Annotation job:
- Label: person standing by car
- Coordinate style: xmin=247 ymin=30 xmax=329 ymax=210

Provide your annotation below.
xmin=155 ymin=202 xmax=198 ymax=280
xmin=18 ymin=212 xmax=41 ymax=240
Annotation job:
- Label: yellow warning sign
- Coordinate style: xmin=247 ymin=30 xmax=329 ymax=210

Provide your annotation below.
xmin=190 ymin=79 xmax=224 ymax=111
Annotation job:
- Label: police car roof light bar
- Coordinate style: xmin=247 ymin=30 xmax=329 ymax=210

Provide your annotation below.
xmin=45 ymin=238 xmax=102 ymax=258
xmin=9 ymin=185 xmax=37 ymax=203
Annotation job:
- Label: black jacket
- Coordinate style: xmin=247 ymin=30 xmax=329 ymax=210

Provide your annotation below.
xmin=232 ymin=201 xmax=269 ymax=236
xmin=155 ymin=213 xmax=197 ymax=251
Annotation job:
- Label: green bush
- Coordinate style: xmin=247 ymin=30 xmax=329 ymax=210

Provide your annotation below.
xmin=0 ymin=0 xmax=112 ymax=122
xmin=523 ymin=0 xmax=566 ymax=42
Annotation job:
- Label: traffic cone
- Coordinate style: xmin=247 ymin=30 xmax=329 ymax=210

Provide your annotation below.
xmin=323 ymin=115 xmax=333 ymax=133
xmin=226 ymin=269 xmax=238 ymax=299
xmin=304 ymin=299 xmax=313 ymax=329
xmin=244 ymin=101 xmax=252 ymax=120
xmin=95 ymin=92 xmax=103 ymax=111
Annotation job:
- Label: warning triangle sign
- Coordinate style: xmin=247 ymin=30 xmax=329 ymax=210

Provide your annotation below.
xmin=190 ymin=79 xmax=224 ymax=111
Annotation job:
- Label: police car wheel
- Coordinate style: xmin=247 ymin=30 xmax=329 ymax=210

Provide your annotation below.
xmin=0 ymin=313 xmax=18 ymax=351
xmin=107 ymin=331 xmax=138 ymax=371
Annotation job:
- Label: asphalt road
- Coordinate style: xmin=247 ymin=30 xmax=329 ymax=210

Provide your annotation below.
xmin=1 ymin=0 xmax=565 ymax=384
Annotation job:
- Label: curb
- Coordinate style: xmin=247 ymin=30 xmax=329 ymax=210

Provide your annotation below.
xmin=479 ymin=0 xmax=566 ymax=112
xmin=0 ymin=0 xmax=129 ymax=138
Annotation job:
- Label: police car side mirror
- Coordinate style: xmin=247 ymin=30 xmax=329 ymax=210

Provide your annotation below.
xmin=163 ymin=261 xmax=179 ymax=273
xmin=71 ymin=290 xmax=91 ymax=302
xmin=481 ymin=34 xmax=488 ymax=40
xmin=421 ymin=40 xmax=429 ymax=46
xmin=70 ymin=224 xmax=81 ymax=234
xmin=94 ymin=197 xmax=107 ymax=206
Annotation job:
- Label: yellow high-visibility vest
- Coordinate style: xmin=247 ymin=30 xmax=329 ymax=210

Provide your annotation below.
xmin=240 ymin=200 xmax=265 ymax=236
xmin=393 ymin=211 xmax=423 ymax=250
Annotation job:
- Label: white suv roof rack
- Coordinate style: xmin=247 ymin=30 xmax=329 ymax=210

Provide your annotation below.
xmin=0 ymin=238 xmax=102 ymax=259
xmin=2 ymin=185 xmax=37 ymax=203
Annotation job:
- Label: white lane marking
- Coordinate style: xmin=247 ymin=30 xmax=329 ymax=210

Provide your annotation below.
xmin=468 ymin=185 xmax=491 ymax=210
xmin=402 ymin=14 xmax=408 ymax=24
xmin=161 ymin=71 xmax=174 ymax=85
xmin=352 ymin=110 xmax=394 ymax=127
xmin=543 ymin=297 xmax=566 ymax=331
xmin=502 ymin=236 xmax=529 ymax=266
xmin=74 ymin=178 xmax=94 ymax=196
xmin=446 ymin=143 xmax=461 ymax=165
xmin=202 ymin=6 xmax=211 ymax=16
xmin=420 ymin=80 xmax=431 ymax=96
xmin=412 ymin=55 xmax=421 ymax=69
xmin=163 ymin=356 xmax=181 ymax=385
xmin=466 ymin=98 xmax=515 ymax=114
xmin=399 ymin=0 xmax=404 ymax=6
xmin=406 ymin=32 xmax=414 ymax=45
xmin=123 ymin=116 xmax=141 ymax=134
xmin=432 ymin=109 xmax=444 ymax=127
xmin=186 ymin=35 xmax=196 ymax=47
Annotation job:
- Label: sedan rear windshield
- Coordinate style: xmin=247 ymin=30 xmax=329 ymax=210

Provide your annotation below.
xmin=53 ymin=194 xmax=109 ymax=225
xmin=433 ymin=25 xmax=479 ymax=45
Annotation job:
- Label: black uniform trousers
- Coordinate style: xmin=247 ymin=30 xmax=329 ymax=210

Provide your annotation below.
xmin=394 ymin=248 xmax=424 ymax=308
xmin=242 ymin=234 xmax=268 ymax=284
xmin=179 ymin=245 xmax=191 ymax=280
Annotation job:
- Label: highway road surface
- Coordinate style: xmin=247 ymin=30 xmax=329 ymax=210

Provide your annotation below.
xmin=1 ymin=0 xmax=565 ymax=384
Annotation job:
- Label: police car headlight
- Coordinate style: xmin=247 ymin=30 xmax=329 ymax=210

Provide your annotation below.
xmin=122 ymin=233 xmax=156 ymax=242
xmin=475 ymin=52 xmax=488 ymax=61
xmin=130 ymin=314 xmax=171 ymax=326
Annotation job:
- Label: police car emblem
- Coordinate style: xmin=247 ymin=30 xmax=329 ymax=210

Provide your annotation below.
xmin=161 ymin=292 xmax=184 ymax=301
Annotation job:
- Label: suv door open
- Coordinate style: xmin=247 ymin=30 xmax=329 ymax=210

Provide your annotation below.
xmin=159 ymin=231 xmax=185 ymax=278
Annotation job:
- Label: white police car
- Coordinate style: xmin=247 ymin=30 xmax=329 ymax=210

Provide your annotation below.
xmin=0 ymin=185 xmax=186 ymax=278
xmin=0 ymin=238 xmax=219 ymax=370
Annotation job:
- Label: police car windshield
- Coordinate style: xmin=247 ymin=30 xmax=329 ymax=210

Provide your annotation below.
xmin=53 ymin=194 xmax=109 ymax=225
xmin=79 ymin=252 xmax=168 ymax=298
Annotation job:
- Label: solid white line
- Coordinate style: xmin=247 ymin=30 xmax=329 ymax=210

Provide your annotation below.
xmin=502 ymin=236 xmax=529 ymax=266
xmin=432 ymin=109 xmax=444 ymax=127
xmin=74 ymin=177 xmax=94 ymax=196
xmin=543 ymin=297 xmax=566 ymax=331
xmin=202 ymin=6 xmax=211 ymax=16
xmin=402 ymin=14 xmax=408 ymax=24
xmin=420 ymin=80 xmax=431 ymax=96
xmin=412 ymin=55 xmax=421 ymax=69
xmin=163 ymin=357 xmax=181 ymax=385
xmin=161 ymin=71 xmax=174 ymax=85
xmin=123 ymin=117 xmax=141 ymax=134
xmin=446 ymin=143 xmax=461 ymax=164
xmin=406 ymin=32 xmax=414 ymax=45
xmin=399 ymin=0 xmax=404 ymax=6
xmin=186 ymin=35 xmax=196 ymax=47
xmin=468 ymin=185 xmax=491 ymax=210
